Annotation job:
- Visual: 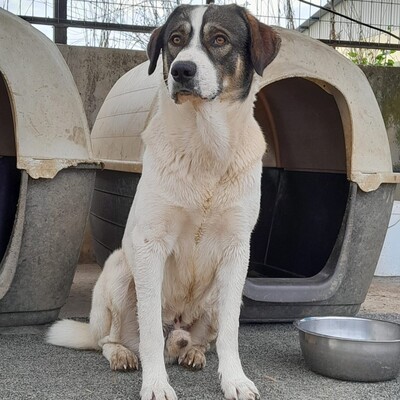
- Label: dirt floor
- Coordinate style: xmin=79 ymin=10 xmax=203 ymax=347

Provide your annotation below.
xmin=360 ymin=276 xmax=400 ymax=314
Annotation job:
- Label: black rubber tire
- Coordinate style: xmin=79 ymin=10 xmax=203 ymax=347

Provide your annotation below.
xmin=90 ymin=168 xmax=349 ymax=276
xmin=90 ymin=169 xmax=140 ymax=267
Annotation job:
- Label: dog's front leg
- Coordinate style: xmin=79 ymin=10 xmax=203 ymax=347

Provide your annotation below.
xmin=124 ymin=225 xmax=177 ymax=400
xmin=216 ymin=241 xmax=260 ymax=400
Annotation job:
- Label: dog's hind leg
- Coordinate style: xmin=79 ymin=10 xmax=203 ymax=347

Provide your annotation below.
xmin=96 ymin=250 xmax=139 ymax=371
xmin=90 ymin=296 xmax=134 ymax=371
xmin=99 ymin=312 xmax=139 ymax=371
xmin=89 ymin=250 xmax=123 ymax=343
xmin=89 ymin=291 xmax=111 ymax=346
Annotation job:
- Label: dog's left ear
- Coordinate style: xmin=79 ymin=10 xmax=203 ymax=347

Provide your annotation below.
xmin=245 ymin=12 xmax=281 ymax=76
xmin=147 ymin=26 xmax=164 ymax=75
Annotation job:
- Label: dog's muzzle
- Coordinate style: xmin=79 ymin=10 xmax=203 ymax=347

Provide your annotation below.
xmin=171 ymin=61 xmax=197 ymax=84
xmin=169 ymin=60 xmax=221 ymax=103
xmin=170 ymin=61 xmax=199 ymax=101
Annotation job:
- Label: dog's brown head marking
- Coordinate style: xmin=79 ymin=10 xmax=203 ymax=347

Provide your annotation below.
xmin=243 ymin=11 xmax=281 ymax=76
xmin=147 ymin=4 xmax=281 ymax=102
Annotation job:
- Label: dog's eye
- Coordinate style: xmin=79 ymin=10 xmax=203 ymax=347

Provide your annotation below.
xmin=213 ymin=35 xmax=227 ymax=46
xmin=170 ymin=34 xmax=183 ymax=46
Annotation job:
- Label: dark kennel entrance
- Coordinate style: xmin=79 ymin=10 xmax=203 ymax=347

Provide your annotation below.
xmin=0 ymin=72 xmax=20 ymax=264
xmin=250 ymin=168 xmax=349 ymax=279
xmin=249 ymin=77 xmax=350 ymax=280
xmin=240 ymin=77 xmax=394 ymax=321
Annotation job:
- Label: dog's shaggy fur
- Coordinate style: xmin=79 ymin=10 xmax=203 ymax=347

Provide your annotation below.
xmin=47 ymin=4 xmax=280 ymax=400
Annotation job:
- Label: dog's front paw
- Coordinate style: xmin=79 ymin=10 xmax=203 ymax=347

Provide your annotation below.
xmin=220 ymin=375 xmax=260 ymax=400
xmin=109 ymin=345 xmax=138 ymax=371
xmin=178 ymin=347 xmax=206 ymax=370
xmin=141 ymin=381 xmax=177 ymax=400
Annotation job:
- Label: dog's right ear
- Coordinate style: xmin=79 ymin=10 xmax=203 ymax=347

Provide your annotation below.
xmin=147 ymin=26 xmax=164 ymax=75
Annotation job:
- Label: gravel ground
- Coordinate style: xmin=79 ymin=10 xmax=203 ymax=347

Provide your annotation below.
xmin=1 ymin=265 xmax=399 ymax=400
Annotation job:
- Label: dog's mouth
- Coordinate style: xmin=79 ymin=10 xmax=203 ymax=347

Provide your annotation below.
xmin=176 ymin=89 xmax=193 ymax=96
xmin=172 ymin=88 xmax=200 ymax=104
xmin=172 ymin=88 xmax=220 ymax=104
xmin=175 ymin=89 xmax=194 ymax=101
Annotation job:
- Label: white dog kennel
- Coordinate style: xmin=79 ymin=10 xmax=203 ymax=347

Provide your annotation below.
xmin=0 ymin=9 xmax=97 ymax=326
xmin=90 ymin=27 xmax=400 ymax=321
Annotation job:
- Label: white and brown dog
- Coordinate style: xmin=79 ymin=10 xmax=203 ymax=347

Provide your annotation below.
xmin=47 ymin=4 xmax=280 ymax=400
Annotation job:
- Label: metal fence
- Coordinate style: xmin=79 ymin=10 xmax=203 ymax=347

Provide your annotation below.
xmin=1 ymin=0 xmax=400 ymax=55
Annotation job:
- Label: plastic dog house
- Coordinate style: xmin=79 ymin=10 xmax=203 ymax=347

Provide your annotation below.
xmin=0 ymin=9 xmax=97 ymax=326
xmin=90 ymin=27 xmax=400 ymax=321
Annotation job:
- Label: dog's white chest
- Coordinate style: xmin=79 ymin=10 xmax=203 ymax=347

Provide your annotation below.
xmin=161 ymin=206 xmax=226 ymax=324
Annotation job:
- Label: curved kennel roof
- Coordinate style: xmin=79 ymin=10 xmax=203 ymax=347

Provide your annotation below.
xmin=91 ymin=27 xmax=399 ymax=192
xmin=0 ymin=9 xmax=93 ymax=179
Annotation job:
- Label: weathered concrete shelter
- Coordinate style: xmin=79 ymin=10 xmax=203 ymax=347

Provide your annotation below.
xmin=0 ymin=9 xmax=97 ymax=326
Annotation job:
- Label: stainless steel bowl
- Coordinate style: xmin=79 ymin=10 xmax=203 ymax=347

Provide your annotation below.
xmin=294 ymin=316 xmax=400 ymax=382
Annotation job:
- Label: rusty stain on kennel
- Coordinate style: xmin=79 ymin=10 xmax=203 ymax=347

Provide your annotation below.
xmin=0 ymin=9 xmax=98 ymax=326
xmin=90 ymin=27 xmax=400 ymax=321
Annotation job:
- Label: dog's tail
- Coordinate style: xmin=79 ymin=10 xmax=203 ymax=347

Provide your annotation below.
xmin=46 ymin=320 xmax=100 ymax=350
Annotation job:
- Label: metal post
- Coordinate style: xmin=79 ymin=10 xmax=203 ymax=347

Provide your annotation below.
xmin=54 ymin=0 xmax=67 ymax=44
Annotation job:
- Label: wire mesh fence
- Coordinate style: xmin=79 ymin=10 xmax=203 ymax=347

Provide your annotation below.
xmin=1 ymin=0 xmax=400 ymax=64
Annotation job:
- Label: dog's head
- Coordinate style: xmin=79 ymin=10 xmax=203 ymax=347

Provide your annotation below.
xmin=147 ymin=4 xmax=280 ymax=104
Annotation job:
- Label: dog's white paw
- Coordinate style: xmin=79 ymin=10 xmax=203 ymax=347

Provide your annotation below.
xmin=178 ymin=347 xmax=206 ymax=370
xmin=140 ymin=381 xmax=177 ymax=400
xmin=110 ymin=345 xmax=139 ymax=371
xmin=220 ymin=375 xmax=260 ymax=400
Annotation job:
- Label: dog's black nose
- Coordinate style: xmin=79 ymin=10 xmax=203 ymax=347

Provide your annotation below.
xmin=171 ymin=62 xmax=197 ymax=83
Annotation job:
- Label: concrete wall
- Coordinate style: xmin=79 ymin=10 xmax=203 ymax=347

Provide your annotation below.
xmin=361 ymin=67 xmax=400 ymax=172
xmin=58 ymin=46 xmax=400 ymax=262
xmin=58 ymin=45 xmax=148 ymax=130
xmin=361 ymin=66 xmax=400 ymax=200
xmin=58 ymin=45 xmax=147 ymax=263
